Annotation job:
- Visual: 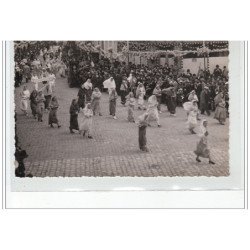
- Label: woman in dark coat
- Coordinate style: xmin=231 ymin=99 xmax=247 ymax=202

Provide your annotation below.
xmin=30 ymin=89 xmax=38 ymax=118
xmin=69 ymin=99 xmax=79 ymax=133
xmin=48 ymin=96 xmax=61 ymax=128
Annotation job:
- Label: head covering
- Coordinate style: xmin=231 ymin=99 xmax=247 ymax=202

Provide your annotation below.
xmin=83 ymin=79 xmax=92 ymax=90
xmin=199 ymin=119 xmax=207 ymax=136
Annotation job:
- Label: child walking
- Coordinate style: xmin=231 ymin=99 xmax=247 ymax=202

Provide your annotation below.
xmin=194 ymin=119 xmax=215 ymax=164
xmin=69 ymin=99 xmax=79 ymax=133
xmin=36 ymin=90 xmax=45 ymax=122
xmin=138 ymin=113 xmax=149 ymax=152
xmin=183 ymin=99 xmax=199 ymax=134
xmin=91 ymin=87 xmax=102 ymax=116
xmin=48 ymin=96 xmax=61 ymax=128
xmin=126 ymin=92 xmax=136 ymax=122
xmin=109 ymin=88 xmax=118 ymax=119
xmin=79 ymin=103 xmax=93 ymax=139
xmin=136 ymin=82 xmax=146 ymax=110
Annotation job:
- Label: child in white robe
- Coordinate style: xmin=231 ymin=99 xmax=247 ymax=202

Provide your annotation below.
xmin=79 ymin=103 xmax=93 ymax=139
xmin=146 ymin=95 xmax=161 ymax=127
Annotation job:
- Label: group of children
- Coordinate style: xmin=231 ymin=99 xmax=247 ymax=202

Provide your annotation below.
xmin=19 ymin=70 xmax=61 ymax=128
xmin=19 ymin=73 xmax=219 ymax=165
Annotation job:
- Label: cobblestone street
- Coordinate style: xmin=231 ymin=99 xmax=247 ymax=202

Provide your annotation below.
xmin=15 ymin=77 xmax=229 ymax=177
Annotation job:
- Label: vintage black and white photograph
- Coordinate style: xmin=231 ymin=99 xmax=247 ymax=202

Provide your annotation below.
xmin=14 ymin=41 xmax=230 ymax=178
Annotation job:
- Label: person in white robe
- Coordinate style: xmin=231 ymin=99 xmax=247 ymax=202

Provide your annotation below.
xmin=146 ymin=95 xmax=161 ymax=127
xmin=136 ymin=82 xmax=146 ymax=110
xmin=20 ymin=85 xmax=30 ymax=116
xmin=103 ymin=77 xmax=116 ymax=93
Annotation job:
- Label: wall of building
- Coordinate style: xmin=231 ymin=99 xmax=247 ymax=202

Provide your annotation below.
xmin=182 ymin=56 xmax=229 ymax=74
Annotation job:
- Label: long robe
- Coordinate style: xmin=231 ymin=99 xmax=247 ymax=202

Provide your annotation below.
xmin=127 ymin=98 xmax=135 ymax=122
xmin=30 ymin=90 xmax=37 ymax=117
xmin=48 ymin=100 xmax=59 ymax=125
xmin=20 ymin=90 xmax=30 ymax=113
xmin=91 ymin=91 xmax=102 ymax=115
xmin=79 ymin=108 xmax=93 ymax=135
xmin=36 ymin=95 xmax=45 ymax=121
xmin=214 ymin=94 xmax=227 ymax=123
xmin=77 ymin=88 xmax=85 ymax=109
xmin=109 ymin=91 xmax=118 ymax=116
xmin=69 ymin=103 xmax=79 ymax=130
xmin=194 ymin=136 xmax=210 ymax=158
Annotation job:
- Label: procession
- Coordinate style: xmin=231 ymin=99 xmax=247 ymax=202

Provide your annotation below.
xmin=14 ymin=41 xmax=230 ymax=178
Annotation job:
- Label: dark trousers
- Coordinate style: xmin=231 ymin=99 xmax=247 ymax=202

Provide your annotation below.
xmin=200 ymin=107 xmax=210 ymax=116
xmin=120 ymin=90 xmax=127 ymax=105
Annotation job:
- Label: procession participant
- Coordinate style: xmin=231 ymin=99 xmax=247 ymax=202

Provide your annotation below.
xmin=48 ymin=69 xmax=56 ymax=89
xmin=103 ymin=76 xmax=116 ymax=93
xmin=48 ymin=96 xmax=61 ymax=128
xmin=120 ymin=76 xmax=128 ymax=105
xmin=44 ymin=80 xmax=53 ymax=111
xmin=146 ymin=95 xmax=161 ymax=127
xmin=29 ymin=89 xmax=38 ymax=118
xmin=109 ymin=88 xmax=118 ymax=119
xmin=20 ymin=85 xmax=30 ymax=116
xmin=153 ymin=84 xmax=162 ymax=113
xmin=79 ymin=103 xmax=93 ymax=139
xmin=136 ymin=82 xmax=146 ymax=110
xmin=127 ymin=72 xmax=137 ymax=95
xmin=194 ymin=119 xmax=215 ymax=164
xmin=185 ymin=100 xmax=199 ymax=134
xmin=36 ymin=90 xmax=45 ymax=122
xmin=214 ymin=92 xmax=227 ymax=125
xmin=200 ymin=86 xmax=210 ymax=116
xmin=83 ymin=78 xmax=93 ymax=103
xmin=41 ymin=67 xmax=49 ymax=84
xmin=69 ymin=99 xmax=80 ymax=134
xmin=91 ymin=87 xmax=102 ymax=116
xmin=188 ymin=90 xmax=198 ymax=102
xmin=31 ymin=72 xmax=39 ymax=91
xmin=77 ymin=83 xmax=86 ymax=109
xmin=163 ymin=86 xmax=177 ymax=116
xmin=126 ymin=92 xmax=136 ymax=123
xmin=138 ymin=112 xmax=149 ymax=152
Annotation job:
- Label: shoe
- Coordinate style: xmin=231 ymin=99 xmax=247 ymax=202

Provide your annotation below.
xmin=88 ymin=136 xmax=93 ymax=139
xmin=158 ymin=125 xmax=161 ymax=127
xmin=70 ymin=128 xmax=74 ymax=134
xmin=58 ymin=125 xmax=61 ymax=128
xmin=196 ymin=157 xmax=201 ymax=162
xmin=209 ymin=160 xmax=215 ymax=165
xmin=113 ymin=116 xmax=117 ymax=120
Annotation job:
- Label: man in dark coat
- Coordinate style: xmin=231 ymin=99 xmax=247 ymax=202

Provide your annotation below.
xmin=200 ymin=87 xmax=210 ymax=116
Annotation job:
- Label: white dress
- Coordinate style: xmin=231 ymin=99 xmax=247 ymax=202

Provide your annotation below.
xmin=20 ymin=90 xmax=30 ymax=112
